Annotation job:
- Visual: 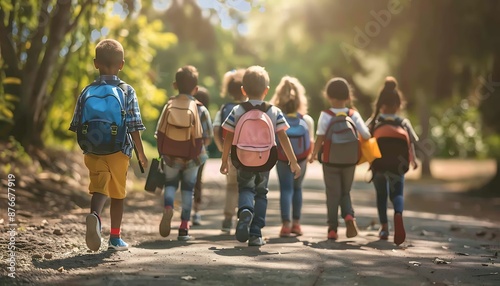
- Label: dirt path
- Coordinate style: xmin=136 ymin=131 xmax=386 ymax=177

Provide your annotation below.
xmin=1 ymin=159 xmax=499 ymax=286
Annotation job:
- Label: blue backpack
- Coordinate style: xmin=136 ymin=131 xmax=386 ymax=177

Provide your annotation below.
xmin=277 ymin=113 xmax=311 ymax=162
xmin=219 ymin=102 xmax=238 ymax=140
xmin=76 ymin=81 xmax=128 ymax=155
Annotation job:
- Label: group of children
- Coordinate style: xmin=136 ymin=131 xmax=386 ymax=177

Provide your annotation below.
xmin=70 ymin=39 xmax=418 ymax=251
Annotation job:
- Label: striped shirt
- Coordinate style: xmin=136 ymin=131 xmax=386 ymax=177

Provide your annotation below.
xmin=221 ymin=99 xmax=289 ymax=134
xmin=69 ymin=75 xmax=146 ymax=157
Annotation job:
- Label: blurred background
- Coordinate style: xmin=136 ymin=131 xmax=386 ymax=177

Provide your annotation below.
xmin=0 ymin=0 xmax=499 ymax=196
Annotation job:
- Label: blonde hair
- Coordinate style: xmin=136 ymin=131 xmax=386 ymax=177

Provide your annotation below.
xmin=270 ymin=76 xmax=308 ymax=115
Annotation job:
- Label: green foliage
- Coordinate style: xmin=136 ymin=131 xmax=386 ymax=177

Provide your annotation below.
xmin=0 ymin=136 xmax=33 ymax=175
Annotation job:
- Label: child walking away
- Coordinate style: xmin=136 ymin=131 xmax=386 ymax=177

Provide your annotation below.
xmin=220 ymin=66 xmax=301 ymax=246
xmin=366 ymin=76 xmax=419 ymax=246
xmin=69 ymin=39 xmax=148 ymax=251
xmin=156 ymin=65 xmax=213 ymax=241
xmin=191 ymin=86 xmax=212 ymax=226
xmin=269 ymin=76 xmax=314 ymax=237
xmin=213 ymin=69 xmax=247 ymax=234
xmin=309 ymin=77 xmax=370 ymax=241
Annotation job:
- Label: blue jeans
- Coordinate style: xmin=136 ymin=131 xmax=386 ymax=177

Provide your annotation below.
xmin=163 ymin=162 xmax=200 ymax=221
xmin=372 ymin=172 xmax=404 ymax=224
xmin=276 ymin=160 xmax=307 ymax=222
xmin=237 ymin=170 xmax=270 ymax=237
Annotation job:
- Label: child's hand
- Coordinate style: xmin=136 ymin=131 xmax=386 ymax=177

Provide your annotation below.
xmin=412 ymin=161 xmax=418 ymax=170
xmin=220 ymin=161 xmax=229 ymax=175
xmin=290 ymin=161 xmax=301 ymax=179
xmin=309 ymin=153 xmax=317 ymax=164
xmin=139 ymin=152 xmax=148 ymax=169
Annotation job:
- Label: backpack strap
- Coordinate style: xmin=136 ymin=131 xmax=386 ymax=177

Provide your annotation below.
xmin=323 ymin=109 xmax=336 ymax=117
xmin=241 ymin=101 xmax=271 ymax=112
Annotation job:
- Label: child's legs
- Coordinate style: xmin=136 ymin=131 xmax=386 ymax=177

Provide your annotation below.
xmin=224 ymin=159 xmax=238 ymax=218
xmin=250 ymin=171 xmax=270 ymax=237
xmin=193 ymin=162 xmax=205 ymax=212
xmin=179 ymin=165 xmax=200 ymax=221
xmin=323 ymin=165 xmax=342 ymax=231
xmin=339 ymin=166 xmax=356 ymax=219
xmin=292 ymin=160 xmax=308 ymax=220
xmin=276 ymin=161 xmax=294 ymax=222
xmin=237 ymin=170 xmax=257 ymax=213
xmin=163 ymin=164 xmax=181 ymax=208
xmin=372 ymin=173 xmax=389 ymax=224
xmin=388 ymin=174 xmax=405 ymax=214
xmin=110 ymin=198 xmax=124 ymax=234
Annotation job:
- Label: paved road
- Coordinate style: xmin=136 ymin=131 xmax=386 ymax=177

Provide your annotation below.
xmin=31 ymin=160 xmax=500 ymax=286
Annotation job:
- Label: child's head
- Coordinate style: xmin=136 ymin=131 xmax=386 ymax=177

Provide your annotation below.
xmin=94 ymin=39 xmax=125 ymax=74
xmin=174 ymin=65 xmax=199 ymax=95
xmin=270 ymin=76 xmax=308 ymax=115
xmin=324 ymin=77 xmax=352 ymax=102
xmin=242 ymin=66 xmax=270 ymax=100
xmin=221 ymin=69 xmax=246 ymax=101
xmin=375 ymin=76 xmax=403 ymax=113
xmin=194 ymin=86 xmax=210 ymax=107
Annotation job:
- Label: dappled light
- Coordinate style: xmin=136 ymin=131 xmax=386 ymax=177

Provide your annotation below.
xmin=1 ymin=0 xmax=500 ymax=285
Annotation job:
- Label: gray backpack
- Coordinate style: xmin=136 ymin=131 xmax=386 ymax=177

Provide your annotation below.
xmin=319 ymin=109 xmax=360 ymax=166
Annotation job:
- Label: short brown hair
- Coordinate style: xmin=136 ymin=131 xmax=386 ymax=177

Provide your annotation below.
xmin=242 ymin=66 xmax=269 ymax=98
xmin=95 ymin=39 xmax=124 ymax=67
xmin=175 ymin=65 xmax=199 ymax=94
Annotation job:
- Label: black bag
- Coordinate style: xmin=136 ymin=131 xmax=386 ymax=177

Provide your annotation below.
xmin=144 ymin=158 xmax=165 ymax=193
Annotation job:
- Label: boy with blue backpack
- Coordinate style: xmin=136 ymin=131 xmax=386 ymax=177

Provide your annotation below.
xmin=269 ymin=76 xmax=314 ymax=237
xmin=69 ymin=39 xmax=148 ymax=251
xmin=220 ymin=66 xmax=301 ymax=246
xmin=213 ymin=69 xmax=247 ymax=233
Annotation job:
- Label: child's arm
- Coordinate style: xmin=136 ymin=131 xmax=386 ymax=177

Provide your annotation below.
xmin=309 ymin=135 xmax=325 ymax=163
xmin=213 ymin=126 xmax=224 ymax=152
xmin=277 ymin=130 xmax=301 ymax=179
xmin=220 ymin=131 xmax=234 ymax=175
xmin=131 ymin=131 xmax=148 ymax=169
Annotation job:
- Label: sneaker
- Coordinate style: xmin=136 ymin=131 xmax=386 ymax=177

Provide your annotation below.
xmin=108 ymin=237 xmax=129 ymax=251
xmin=393 ymin=213 xmax=406 ymax=245
xmin=178 ymin=228 xmax=193 ymax=241
xmin=291 ymin=223 xmax=303 ymax=236
xmin=248 ymin=236 xmax=266 ymax=246
xmin=159 ymin=208 xmax=173 ymax=237
xmin=379 ymin=230 xmax=389 ymax=240
xmin=235 ymin=209 xmax=253 ymax=242
xmin=279 ymin=225 xmax=291 ymax=237
xmin=85 ymin=212 xmax=102 ymax=251
xmin=192 ymin=213 xmax=201 ymax=226
xmin=221 ymin=218 xmax=232 ymax=234
xmin=344 ymin=214 xmax=358 ymax=238
xmin=327 ymin=229 xmax=338 ymax=240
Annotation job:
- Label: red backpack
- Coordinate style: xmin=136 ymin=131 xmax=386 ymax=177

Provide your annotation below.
xmin=371 ymin=116 xmax=411 ymax=174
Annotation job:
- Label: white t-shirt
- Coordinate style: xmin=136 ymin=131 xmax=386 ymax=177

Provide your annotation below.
xmin=316 ymin=107 xmax=371 ymax=140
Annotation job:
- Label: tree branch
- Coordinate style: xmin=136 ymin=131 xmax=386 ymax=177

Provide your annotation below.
xmin=0 ymin=7 xmax=20 ymax=72
xmin=66 ymin=0 xmax=93 ymax=33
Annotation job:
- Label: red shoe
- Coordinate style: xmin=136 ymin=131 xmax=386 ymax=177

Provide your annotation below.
xmin=280 ymin=225 xmax=291 ymax=237
xmin=394 ymin=213 xmax=406 ymax=245
xmin=328 ymin=229 xmax=338 ymax=240
xmin=291 ymin=224 xmax=303 ymax=236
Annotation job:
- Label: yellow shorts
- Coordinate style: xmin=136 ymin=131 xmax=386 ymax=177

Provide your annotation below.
xmin=84 ymin=152 xmax=130 ymax=199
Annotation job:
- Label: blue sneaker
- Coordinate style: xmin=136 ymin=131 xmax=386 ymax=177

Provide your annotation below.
xmin=235 ymin=209 xmax=253 ymax=242
xmin=108 ymin=237 xmax=129 ymax=251
xmin=85 ymin=212 xmax=102 ymax=251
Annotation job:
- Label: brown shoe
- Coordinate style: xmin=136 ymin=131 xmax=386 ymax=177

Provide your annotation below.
xmin=393 ymin=213 xmax=406 ymax=245
xmin=344 ymin=214 xmax=358 ymax=238
xmin=159 ymin=207 xmax=173 ymax=237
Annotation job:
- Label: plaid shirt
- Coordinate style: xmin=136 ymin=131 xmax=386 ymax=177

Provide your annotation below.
xmin=69 ymin=75 xmax=146 ymax=157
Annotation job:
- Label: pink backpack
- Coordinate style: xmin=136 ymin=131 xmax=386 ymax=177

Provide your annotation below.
xmin=231 ymin=102 xmax=278 ymax=172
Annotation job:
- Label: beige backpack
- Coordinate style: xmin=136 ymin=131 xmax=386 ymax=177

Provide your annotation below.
xmin=156 ymin=94 xmax=203 ymax=159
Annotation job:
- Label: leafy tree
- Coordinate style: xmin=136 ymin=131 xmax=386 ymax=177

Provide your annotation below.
xmin=0 ymin=0 xmax=174 ymax=150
